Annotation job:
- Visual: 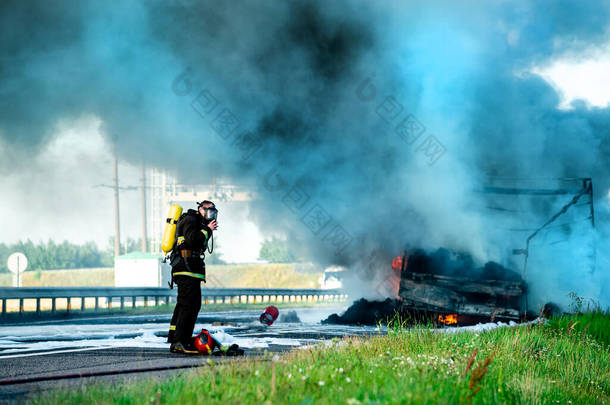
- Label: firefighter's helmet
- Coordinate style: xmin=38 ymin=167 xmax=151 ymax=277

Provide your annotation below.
xmin=193 ymin=329 xmax=215 ymax=354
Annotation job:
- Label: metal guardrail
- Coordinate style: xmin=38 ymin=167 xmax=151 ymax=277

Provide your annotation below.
xmin=0 ymin=287 xmax=346 ymax=315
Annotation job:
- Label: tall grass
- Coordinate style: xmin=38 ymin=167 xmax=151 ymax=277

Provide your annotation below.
xmin=32 ymin=313 xmax=610 ymax=404
xmin=547 ymin=310 xmax=610 ymax=347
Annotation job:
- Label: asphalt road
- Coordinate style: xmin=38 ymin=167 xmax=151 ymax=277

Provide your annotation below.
xmin=0 ymin=346 xmax=275 ymax=403
xmin=0 ymin=307 xmax=383 ymax=403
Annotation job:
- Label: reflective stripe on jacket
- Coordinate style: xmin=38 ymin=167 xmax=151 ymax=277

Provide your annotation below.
xmin=171 ymin=209 xmax=212 ymax=280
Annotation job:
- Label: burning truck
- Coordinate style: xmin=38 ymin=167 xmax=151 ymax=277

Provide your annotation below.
xmin=395 ymin=248 xmax=526 ymax=326
xmin=324 ymin=248 xmax=527 ymax=327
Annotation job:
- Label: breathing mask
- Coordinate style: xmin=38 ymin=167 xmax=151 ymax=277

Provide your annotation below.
xmin=198 ymin=202 xmax=218 ymax=224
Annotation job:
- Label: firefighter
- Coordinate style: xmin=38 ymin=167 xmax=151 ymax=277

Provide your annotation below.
xmin=167 ymin=200 xmax=218 ymax=354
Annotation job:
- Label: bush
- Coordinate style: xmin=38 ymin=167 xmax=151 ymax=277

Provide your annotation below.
xmin=258 ymin=237 xmax=296 ymax=263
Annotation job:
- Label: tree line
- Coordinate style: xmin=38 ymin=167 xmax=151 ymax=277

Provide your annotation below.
xmin=0 ymin=240 xmax=113 ymax=272
xmin=0 ymin=238 xmax=159 ymax=272
xmin=0 ymin=237 xmax=228 ymax=272
xmin=0 ymin=236 xmax=295 ymax=272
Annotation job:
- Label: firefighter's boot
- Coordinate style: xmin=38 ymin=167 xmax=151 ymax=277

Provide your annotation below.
xmin=170 ymin=342 xmax=200 ymax=355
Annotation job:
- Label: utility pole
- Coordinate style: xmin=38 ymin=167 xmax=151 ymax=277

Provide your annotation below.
xmin=141 ymin=166 xmax=148 ymax=252
xmin=113 ymin=156 xmax=121 ymax=257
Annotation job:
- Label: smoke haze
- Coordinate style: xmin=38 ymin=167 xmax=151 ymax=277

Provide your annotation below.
xmin=1 ymin=0 xmax=609 ymax=309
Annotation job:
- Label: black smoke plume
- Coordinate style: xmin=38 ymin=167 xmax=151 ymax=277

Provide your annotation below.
xmin=1 ymin=0 xmax=609 ymax=309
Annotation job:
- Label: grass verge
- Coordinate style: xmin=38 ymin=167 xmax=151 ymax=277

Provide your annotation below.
xmin=31 ymin=313 xmax=609 ymax=404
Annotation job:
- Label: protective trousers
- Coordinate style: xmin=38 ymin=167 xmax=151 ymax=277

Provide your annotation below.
xmin=168 ymin=276 xmax=202 ymax=344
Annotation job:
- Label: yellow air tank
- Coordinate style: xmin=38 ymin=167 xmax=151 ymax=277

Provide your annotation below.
xmin=161 ymin=204 xmax=183 ymax=254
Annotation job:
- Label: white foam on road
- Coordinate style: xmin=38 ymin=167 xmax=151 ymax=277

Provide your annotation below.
xmin=0 ymin=307 xmax=373 ymax=354
xmin=0 ymin=320 xmax=321 ymax=354
xmin=438 ymin=320 xmax=517 ymax=333
xmin=436 ymin=318 xmax=540 ymax=334
xmin=210 ymin=330 xmax=305 ymax=349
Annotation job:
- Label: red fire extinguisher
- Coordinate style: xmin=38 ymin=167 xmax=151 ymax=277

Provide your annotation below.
xmin=259 ymin=306 xmax=279 ymax=326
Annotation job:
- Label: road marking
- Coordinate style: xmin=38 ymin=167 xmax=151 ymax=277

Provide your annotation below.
xmin=0 ymin=346 xmax=114 ymax=360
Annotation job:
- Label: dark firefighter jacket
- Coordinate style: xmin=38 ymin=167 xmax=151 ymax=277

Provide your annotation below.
xmin=171 ymin=209 xmax=212 ymax=281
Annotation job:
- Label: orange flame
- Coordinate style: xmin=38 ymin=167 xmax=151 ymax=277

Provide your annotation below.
xmin=391 ymin=256 xmax=404 ymax=270
xmin=438 ymin=314 xmax=458 ymax=325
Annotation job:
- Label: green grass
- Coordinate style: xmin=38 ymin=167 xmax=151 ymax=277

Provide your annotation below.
xmin=30 ymin=313 xmax=610 ymax=404
xmin=547 ymin=311 xmax=610 ymax=347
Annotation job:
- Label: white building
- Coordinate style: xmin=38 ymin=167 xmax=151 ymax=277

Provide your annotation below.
xmin=114 ymin=252 xmax=171 ymax=287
